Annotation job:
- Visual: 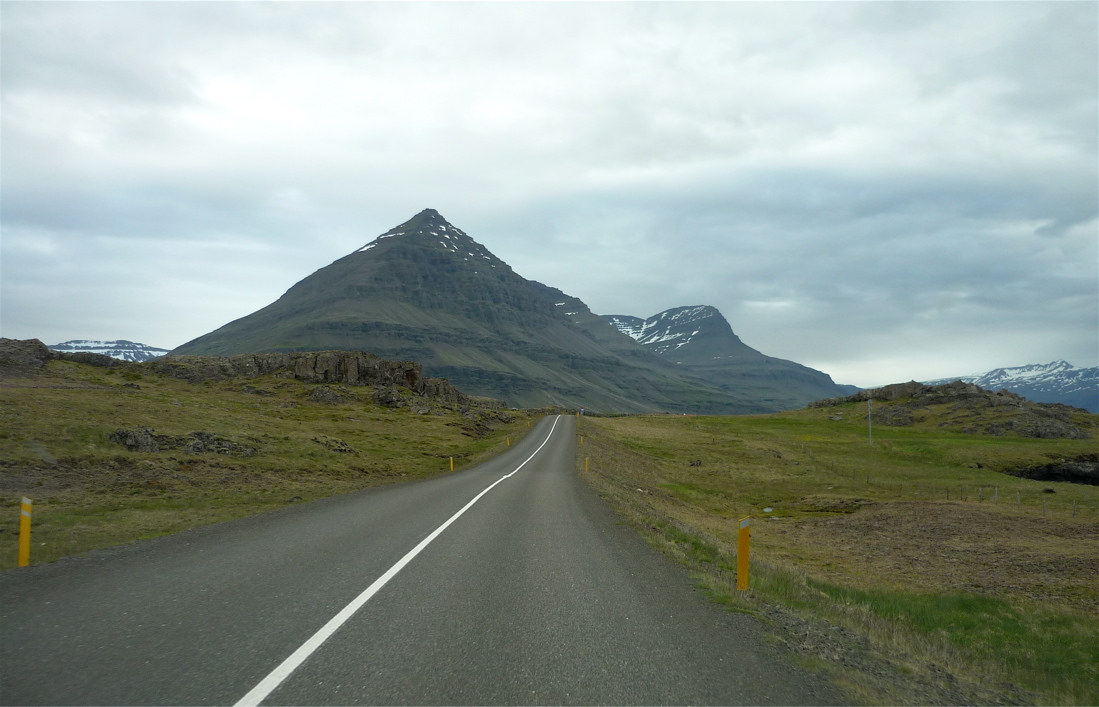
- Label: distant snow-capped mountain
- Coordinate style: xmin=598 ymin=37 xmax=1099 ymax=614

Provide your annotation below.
xmin=925 ymin=361 xmax=1098 ymax=412
xmin=603 ymin=305 xmax=858 ymax=409
xmin=49 ymin=340 xmax=169 ymax=363
xmin=604 ymin=305 xmax=758 ymax=363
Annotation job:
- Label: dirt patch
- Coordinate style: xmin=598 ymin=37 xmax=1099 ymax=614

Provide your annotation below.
xmin=779 ymin=501 xmax=1099 ymax=613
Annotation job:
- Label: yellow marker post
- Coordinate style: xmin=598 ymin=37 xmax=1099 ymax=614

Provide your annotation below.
xmin=737 ymin=516 xmax=750 ymax=591
xmin=585 ymin=457 xmax=589 ymax=472
xmin=449 ymin=457 xmax=454 ymax=471
xmin=579 ymin=436 xmax=584 ymax=446
xmin=506 ymin=437 xmax=510 ymax=447
xmin=18 ymin=497 xmax=32 ymax=568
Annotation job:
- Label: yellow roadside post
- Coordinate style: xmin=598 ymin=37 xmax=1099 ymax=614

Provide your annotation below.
xmin=18 ymin=497 xmax=32 ymax=568
xmin=449 ymin=457 xmax=454 ymax=471
xmin=506 ymin=437 xmax=510 ymax=447
xmin=579 ymin=436 xmax=584 ymax=446
xmin=737 ymin=516 xmax=750 ymax=591
xmin=585 ymin=457 xmax=589 ymax=472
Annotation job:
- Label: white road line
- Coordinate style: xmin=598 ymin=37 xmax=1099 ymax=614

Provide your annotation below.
xmin=234 ymin=415 xmax=564 ymax=707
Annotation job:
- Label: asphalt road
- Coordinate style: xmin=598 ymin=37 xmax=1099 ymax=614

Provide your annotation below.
xmin=0 ymin=415 xmax=840 ymax=706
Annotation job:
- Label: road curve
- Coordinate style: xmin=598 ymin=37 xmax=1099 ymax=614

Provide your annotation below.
xmin=0 ymin=415 xmax=840 ymax=706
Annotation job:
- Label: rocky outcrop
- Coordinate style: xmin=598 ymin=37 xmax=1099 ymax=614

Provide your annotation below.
xmin=809 ymin=380 xmax=1094 ymax=439
xmin=811 ymin=380 xmax=1023 ymax=407
xmin=0 ymin=337 xmax=123 ymax=376
xmin=108 ymin=428 xmax=162 ymax=453
xmin=152 ymin=350 xmax=473 ymax=407
xmin=810 ymin=380 xmax=1090 ymax=413
xmin=0 ymin=338 xmax=55 ymax=375
xmin=1003 ymin=454 xmax=1099 ymax=486
xmin=2 ymin=337 xmax=493 ymax=410
xmin=108 ymin=429 xmax=255 ymax=456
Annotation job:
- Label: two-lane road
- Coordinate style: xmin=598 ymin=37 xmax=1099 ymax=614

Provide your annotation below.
xmin=1 ymin=415 xmax=840 ymax=705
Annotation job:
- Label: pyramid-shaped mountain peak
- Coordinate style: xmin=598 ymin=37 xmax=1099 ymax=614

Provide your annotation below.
xmin=395 ymin=208 xmax=451 ymax=232
xmin=356 ymin=208 xmax=489 ymax=261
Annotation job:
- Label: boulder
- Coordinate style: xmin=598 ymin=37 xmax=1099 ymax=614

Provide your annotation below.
xmin=108 ymin=428 xmax=160 ymax=453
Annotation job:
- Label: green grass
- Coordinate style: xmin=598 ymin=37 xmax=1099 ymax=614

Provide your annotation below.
xmin=807 ymin=582 xmax=1099 ymax=705
xmin=0 ymin=360 xmax=536 ymax=569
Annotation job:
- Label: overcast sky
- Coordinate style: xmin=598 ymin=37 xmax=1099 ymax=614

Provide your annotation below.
xmin=2 ymin=2 xmax=1096 ymax=388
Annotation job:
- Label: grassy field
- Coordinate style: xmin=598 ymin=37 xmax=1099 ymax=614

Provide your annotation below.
xmin=577 ymin=405 xmax=1098 ymax=706
xmin=0 ymin=359 xmax=536 ymax=570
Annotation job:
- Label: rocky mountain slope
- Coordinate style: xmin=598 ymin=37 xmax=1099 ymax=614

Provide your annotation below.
xmin=49 ymin=340 xmax=169 ymax=362
xmin=605 ymin=305 xmax=858 ymax=411
xmin=925 ymin=361 xmax=1098 ymax=413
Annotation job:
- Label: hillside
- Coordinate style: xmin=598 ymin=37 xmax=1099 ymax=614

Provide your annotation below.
xmin=171 ymin=209 xmax=801 ymax=414
xmin=605 ymin=305 xmax=858 ymax=410
xmin=0 ymin=338 xmax=531 ymax=569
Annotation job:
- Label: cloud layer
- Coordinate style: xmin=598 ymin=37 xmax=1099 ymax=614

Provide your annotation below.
xmin=2 ymin=2 xmax=1095 ymax=386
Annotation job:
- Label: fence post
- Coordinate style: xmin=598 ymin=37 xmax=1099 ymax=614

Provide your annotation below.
xmin=18 ymin=497 xmax=32 ymax=567
xmin=737 ymin=517 xmax=751 ymax=591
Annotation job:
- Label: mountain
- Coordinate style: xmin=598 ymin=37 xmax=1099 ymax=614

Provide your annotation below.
xmin=49 ymin=340 xmax=169 ymax=363
xmin=172 ymin=209 xmax=859 ymax=413
xmin=925 ymin=361 xmax=1098 ymax=413
xmin=172 ymin=209 xmax=790 ymax=413
xmin=604 ymin=306 xmax=859 ymax=410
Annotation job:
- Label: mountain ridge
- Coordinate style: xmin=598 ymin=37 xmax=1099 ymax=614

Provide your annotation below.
xmin=49 ymin=340 xmax=169 ymax=363
xmin=604 ymin=305 xmax=858 ymax=410
xmin=925 ymin=361 xmax=1098 ymax=413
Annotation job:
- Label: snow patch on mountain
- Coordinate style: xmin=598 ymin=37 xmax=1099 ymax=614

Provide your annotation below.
xmin=606 ymin=306 xmax=717 ymax=355
xmin=49 ymin=340 xmax=169 ymax=363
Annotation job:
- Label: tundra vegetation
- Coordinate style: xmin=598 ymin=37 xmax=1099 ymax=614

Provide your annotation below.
xmin=578 ymin=404 xmax=1098 ymax=706
xmin=0 ymin=356 xmax=533 ymax=570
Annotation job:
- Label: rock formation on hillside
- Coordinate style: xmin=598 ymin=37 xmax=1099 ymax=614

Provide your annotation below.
xmin=153 ymin=351 xmax=475 ymax=407
xmin=810 ymin=380 xmax=1095 ymax=439
xmin=0 ymin=338 xmax=484 ymax=410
